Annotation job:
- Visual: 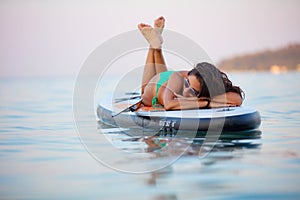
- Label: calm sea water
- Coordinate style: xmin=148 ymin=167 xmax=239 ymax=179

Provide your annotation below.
xmin=1 ymin=72 xmax=300 ymax=199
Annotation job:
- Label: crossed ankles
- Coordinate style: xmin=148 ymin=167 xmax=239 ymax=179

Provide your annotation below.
xmin=138 ymin=16 xmax=165 ymax=49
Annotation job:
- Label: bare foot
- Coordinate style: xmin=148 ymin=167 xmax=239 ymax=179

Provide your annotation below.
xmin=154 ymin=16 xmax=165 ymax=34
xmin=138 ymin=23 xmax=162 ymax=49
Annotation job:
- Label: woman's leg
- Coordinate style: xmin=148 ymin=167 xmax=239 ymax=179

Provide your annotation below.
xmin=141 ymin=48 xmax=167 ymax=94
xmin=139 ymin=17 xmax=167 ymax=94
xmin=153 ymin=16 xmax=167 ymax=74
xmin=154 ymin=49 xmax=167 ymax=74
xmin=141 ymin=48 xmax=156 ymax=93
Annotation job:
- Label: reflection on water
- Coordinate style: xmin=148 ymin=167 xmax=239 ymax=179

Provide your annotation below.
xmin=99 ymin=121 xmax=263 ymax=200
xmin=99 ymin=119 xmax=262 ymax=171
xmin=101 ymin=121 xmax=262 ymax=157
xmin=117 ymin=129 xmax=262 ymax=155
xmin=100 ymin=117 xmax=261 ymax=151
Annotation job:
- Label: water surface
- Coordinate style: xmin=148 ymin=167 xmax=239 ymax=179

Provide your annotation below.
xmin=0 ymin=73 xmax=300 ymax=199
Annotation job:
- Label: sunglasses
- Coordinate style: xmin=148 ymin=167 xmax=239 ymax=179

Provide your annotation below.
xmin=184 ymin=78 xmax=200 ymax=97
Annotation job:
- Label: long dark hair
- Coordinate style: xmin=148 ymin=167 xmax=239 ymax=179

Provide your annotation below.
xmin=188 ymin=62 xmax=244 ymax=99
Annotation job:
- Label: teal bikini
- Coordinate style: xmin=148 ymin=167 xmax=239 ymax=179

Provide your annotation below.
xmin=152 ymin=71 xmax=174 ymax=106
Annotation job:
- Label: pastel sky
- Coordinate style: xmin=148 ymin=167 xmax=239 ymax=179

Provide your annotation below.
xmin=1 ymin=0 xmax=300 ymax=77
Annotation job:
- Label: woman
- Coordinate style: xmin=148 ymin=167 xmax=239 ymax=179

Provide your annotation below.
xmin=138 ymin=16 xmax=243 ymax=111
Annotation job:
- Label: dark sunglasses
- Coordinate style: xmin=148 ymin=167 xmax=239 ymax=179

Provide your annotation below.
xmin=184 ymin=78 xmax=200 ymax=97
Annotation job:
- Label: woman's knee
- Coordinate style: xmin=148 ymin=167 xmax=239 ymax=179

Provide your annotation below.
xmin=141 ymin=93 xmax=152 ymax=106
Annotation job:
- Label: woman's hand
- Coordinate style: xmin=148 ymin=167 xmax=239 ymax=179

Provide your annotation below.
xmin=211 ymin=92 xmax=243 ymax=107
xmin=208 ymin=101 xmax=232 ymax=108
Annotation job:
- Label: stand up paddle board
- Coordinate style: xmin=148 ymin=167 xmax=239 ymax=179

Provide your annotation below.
xmin=97 ymin=93 xmax=261 ymax=133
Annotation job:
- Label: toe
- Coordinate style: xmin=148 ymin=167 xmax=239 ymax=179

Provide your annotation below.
xmin=154 ymin=16 xmax=165 ymax=28
xmin=138 ymin=23 xmax=151 ymax=30
xmin=138 ymin=23 xmax=143 ymax=30
xmin=159 ymin=16 xmax=165 ymax=21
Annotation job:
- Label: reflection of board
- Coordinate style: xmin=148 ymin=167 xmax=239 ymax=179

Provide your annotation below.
xmin=97 ymin=94 xmax=261 ymax=133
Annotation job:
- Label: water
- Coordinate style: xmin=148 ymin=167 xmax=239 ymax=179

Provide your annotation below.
xmin=1 ymin=73 xmax=300 ymax=199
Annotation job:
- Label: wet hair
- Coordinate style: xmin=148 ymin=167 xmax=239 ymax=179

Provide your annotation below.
xmin=188 ymin=62 xmax=244 ymax=99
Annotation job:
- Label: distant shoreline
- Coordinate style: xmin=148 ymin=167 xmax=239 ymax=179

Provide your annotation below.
xmin=220 ymin=66 xmax=300 ymax=74
xmin=218 ymin=43 xmax=300 ymax=74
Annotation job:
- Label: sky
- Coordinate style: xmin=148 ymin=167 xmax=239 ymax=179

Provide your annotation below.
xmin=0 ymin=0 xmax=300 ymax=77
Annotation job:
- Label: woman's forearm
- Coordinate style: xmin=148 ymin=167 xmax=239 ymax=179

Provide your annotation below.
xmin=212 ymin=92 xmax=243 ymax=106
xmin=164 ymin=92 xmax=242 ymax=110
xmin=164 ymin=99 xmax=209 ymax=110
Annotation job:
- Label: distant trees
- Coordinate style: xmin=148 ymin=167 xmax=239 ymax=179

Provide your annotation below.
xmin=218 ymin=44 xmax=300 ymax=72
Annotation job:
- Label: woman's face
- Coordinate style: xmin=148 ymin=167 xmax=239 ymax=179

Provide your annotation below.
xmin=183 ymin=75 xmax=201 ymax=97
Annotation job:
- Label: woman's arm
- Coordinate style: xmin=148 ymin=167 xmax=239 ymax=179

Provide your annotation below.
xmin=164 ymin=98 xmax=209 ymax=110
xmin=210 ymin=92 xmax=243 ymax=107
